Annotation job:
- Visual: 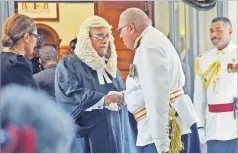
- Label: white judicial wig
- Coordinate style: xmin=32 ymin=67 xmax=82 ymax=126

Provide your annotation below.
xmin=74 ymin=15 xmax=118 ymax=85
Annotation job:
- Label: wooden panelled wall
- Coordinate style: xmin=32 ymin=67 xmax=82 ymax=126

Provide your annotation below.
xmin=57 ymin=45 xmax=71 ymax=61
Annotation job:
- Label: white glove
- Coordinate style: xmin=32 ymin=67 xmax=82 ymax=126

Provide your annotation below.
xmin=154 ymin=137 xmax=170 ymax=153
xmin=198 ymin=128 xmax=206 ymax=144
xmin=105 ymin=91 xmax=123 ymax=111
xmin=105 ymin=103 xmax=119 ymax=111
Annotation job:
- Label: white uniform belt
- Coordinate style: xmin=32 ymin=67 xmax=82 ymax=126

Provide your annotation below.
xmin=133 ymin=88 xmax=184 ymax=121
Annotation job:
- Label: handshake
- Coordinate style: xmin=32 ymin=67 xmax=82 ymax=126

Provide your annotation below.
xmin=104 ymin=91 xmax=125 ymax=111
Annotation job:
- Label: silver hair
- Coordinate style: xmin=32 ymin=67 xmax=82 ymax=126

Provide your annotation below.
xmin=1 ymin=84 xmax=75 ymax=152
xmin=39 ymin=45 xmax=57 ymax=62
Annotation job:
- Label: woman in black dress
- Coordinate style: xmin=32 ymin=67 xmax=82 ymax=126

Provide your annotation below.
xmin=1 ymin=14 xmax=42 ymax=88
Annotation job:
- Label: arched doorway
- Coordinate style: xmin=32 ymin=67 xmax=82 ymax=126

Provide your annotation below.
xmin=36 ymin=23 xmax=63 ymax=61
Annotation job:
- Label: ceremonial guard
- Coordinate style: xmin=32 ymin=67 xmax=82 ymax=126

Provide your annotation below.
xmin=194 ymin=17 xmax=238 ymax=153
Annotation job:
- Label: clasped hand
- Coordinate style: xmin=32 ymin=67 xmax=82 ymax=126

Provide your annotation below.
xmin=104 ymin=91 xmax=124 ymax=111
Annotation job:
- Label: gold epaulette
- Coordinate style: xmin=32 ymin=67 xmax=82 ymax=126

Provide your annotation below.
xmin=194 ymin=52 xmax=220 ymax=90
xmin=194 ymin=52 xmax=208 ymax=76
xmin=133 ymin=35 xmax=142 ymax=50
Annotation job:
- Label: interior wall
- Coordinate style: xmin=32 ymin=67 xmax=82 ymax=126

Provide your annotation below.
xmin=0 ymin=1 xmax=15 ymax=51
xmin=154 ymin=1 xmax=170 ymax=36
xmin=35 ymin=2 xmax=94 ymax=45
xmin=198 ymin=6 xmax=217 ymax=53
xmin=228 ymin=1 xmax=237 ymax=44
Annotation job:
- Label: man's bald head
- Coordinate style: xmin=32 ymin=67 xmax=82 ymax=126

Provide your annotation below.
xmin=118 ymin=8 xmax=152 ymax=50
xmin=120 ymin=8 xmax=149 ymax=23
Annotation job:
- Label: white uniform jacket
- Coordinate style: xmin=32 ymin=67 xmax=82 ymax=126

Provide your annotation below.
xmin=125 ymin=26 xmax=198 ymax=147
xmin=194 ymin=42 xmax=238 ymax=142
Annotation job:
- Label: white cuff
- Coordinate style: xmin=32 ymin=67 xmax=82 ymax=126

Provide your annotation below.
xmin=85 ymin=97 xmax=104 ymax=111
xmin=153 ymin=137 xmax=170 ymax=153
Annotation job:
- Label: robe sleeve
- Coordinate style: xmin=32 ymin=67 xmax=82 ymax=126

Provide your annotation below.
xmin=55 ymin=57 xmax=104 ymax=121
xmin=85 ymin=97 xmax=104 ymax=111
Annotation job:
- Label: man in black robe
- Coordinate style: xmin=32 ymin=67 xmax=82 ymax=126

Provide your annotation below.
xmin=55 ymin=15 xmax=138 ymax=153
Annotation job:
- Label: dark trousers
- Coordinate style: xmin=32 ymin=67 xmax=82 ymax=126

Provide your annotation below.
xmin=137 ymin=143 xmax=157 ymax=153
xmin=207 ymin=138 xmax=238 ymax=153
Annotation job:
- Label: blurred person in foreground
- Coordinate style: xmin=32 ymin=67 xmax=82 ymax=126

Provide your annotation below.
xmin=0 ymin=84 xmax=75 ymax=152
xmin=1 ymin=14 xmax=41 ymax=88
xmin=55 ymin=15 xmax=138 ymax=153
xmin=34 ymin=46 xmax=57 ymax=100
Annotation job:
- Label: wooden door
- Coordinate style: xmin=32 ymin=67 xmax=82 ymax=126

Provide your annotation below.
xmin=95 ymin=1 xmax=154 ymax=82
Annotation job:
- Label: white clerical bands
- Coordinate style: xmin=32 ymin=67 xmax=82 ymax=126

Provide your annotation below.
xmin=97 ymin=69 xmax=112 ymax=85
xmin=133 ymin=88 xmax=184 ymax=121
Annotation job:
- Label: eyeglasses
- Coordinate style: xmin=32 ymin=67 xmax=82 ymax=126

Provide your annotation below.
xmin=116 ymin=24 xmax=130 ymax=34
xmin=89 ymin=33 xmax=111 ymax=40
xmin=29 ymin=33 xmax=43 ymax=43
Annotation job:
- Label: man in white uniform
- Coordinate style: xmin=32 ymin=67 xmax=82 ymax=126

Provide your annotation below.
xmin=117 ymin=8 xmax=198 ymax=153
xmin=194 ymin=17 xmax=238 ymax=153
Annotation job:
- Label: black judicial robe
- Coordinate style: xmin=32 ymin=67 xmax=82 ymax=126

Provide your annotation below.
xmin=55 ymin=54 xmax=138 ymax=153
